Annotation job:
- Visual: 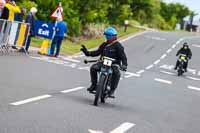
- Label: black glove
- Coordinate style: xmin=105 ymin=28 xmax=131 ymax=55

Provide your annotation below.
xmin=121 ymin=65 xmax=127 ymax=71
xmin=80 ymin=45 xmax=90 ymax=56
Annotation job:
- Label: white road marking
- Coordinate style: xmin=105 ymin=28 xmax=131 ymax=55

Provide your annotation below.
xmin=192 ymin=44 xmax=200 ymax=48
xmin=10 ymin=95 xmax=52 ymax=106
xmin=145 ymin=64 xmax=154 ymax=70
xmin=145 ymin=35 xmax=166 ymax=41
xmin=166 ymin=49 xmax=172 ymax=53
xmin=160 ymin=54 xmax=167 ymax=59
xmin=186 ymin=76 xmax=200 ymax=81
xmin=63 ymin=63 xmax=77 ymax=68
xmin=124 ymin=72 xmax=141 ymax=78
xmin=160 ymin=70 xmax=176 ymax=76
xmin=198 ymin=71 xmax=200 ymax=76
xmin=61 ymin=87 xmax=85 ymax=93
xmin=154 ymin=78 xmax=172 ymax=85
xmin=88 ymin=129 xmax=103 ymax=133
xmin=88 ymin=122 xmax=135 ymax=133
xmin=188 ymin=86 xmax=200 ymax=91
xmin=160 ymin=64 xmax=174 ymax=70
xmin=188 ymin=68 xmax=197 ymax=75
xmin=154 ymin=59 xmax=160 ymax=65
xmin=172 ymin=44 xmax=176 ymax=49
xmin=78 ymin=66 xmax=90 ymax=71
xmin=110 ymin=122 xmax=135 ymax=133
xmin=136 ymin=70 xmax=145 ymax=74
xmin=61 ymin=57 xmax=81 ymax=63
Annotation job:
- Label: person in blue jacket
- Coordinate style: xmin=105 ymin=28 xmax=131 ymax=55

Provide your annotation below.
xmin=49 ymin=16 xmax=67 ymax=57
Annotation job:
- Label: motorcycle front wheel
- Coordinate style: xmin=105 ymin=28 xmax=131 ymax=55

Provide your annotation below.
xmin=94 ymin=74 xmax=107 ymax=106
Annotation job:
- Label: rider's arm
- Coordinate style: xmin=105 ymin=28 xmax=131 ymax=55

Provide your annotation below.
xmin=88 ymin=43 xmax=105 ymax=57
xmin=176 ymin=49 xmax=181 ymax=56
xmin=117 ymin=43 xmax=128 ymax=66
xmin=188 ymin=49 xmax=192 ymax=59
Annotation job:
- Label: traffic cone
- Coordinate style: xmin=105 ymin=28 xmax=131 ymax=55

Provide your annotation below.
xmin=38 ymin=39 xmax=49 ymax=55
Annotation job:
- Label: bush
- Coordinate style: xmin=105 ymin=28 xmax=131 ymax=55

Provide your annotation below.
xmin=66 ymin=17 xmax=81 ymax=37
xmin=82 ymin=23 xmax=106 ymax=38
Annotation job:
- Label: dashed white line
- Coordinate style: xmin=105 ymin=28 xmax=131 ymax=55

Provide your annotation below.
xmin=192 ymin=44 xmax=200 ymax=48
xmin=110 ymin=122 xmax=135 ymax=133
xmin=154 ymin=78 xmax=172 ymax=85
xmin=10 ymin=95 xmax=52 ymax=106
xmin=61 ymin=87 xmax=85 ymax=93
xmin=124 ymin=72 xmax=141 ymax=78
xmin=198 ymin=71 xmax=200 ymax=76
xmin=188 ymin=86 xmax=200 ymax=91
xmin=137 ymin=70 xmax=145 ymax=74
xmin=167 ymin=49 xmax=172 ymax=53
xmin=160 ymin=54 xmax=167 ymax=59
xmin=145 ymin=64 xmax=154 ymax=70
xmin=172 ymin=44 xmax=177 ymax=49
xmin=160 ymin=70 xmax=176 ymax=76
xmin=154 ymin=59 xmax=160 ymax=65
xmin=186 ymin=76 xmax=200 ymax=81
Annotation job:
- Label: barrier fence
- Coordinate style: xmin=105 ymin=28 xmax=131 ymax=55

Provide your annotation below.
xmin=0 ymin=19 xmax=30 ymax=54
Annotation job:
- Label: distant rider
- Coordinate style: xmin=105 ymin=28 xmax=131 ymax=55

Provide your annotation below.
xmin=81 ymin=27 xmax=128 ymax=97
xmin=174 ymin=42 xmax=192 ymax=72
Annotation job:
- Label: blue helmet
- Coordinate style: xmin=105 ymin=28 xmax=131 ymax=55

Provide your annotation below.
xmin=104 ymin=27 xmax=117 ymax=41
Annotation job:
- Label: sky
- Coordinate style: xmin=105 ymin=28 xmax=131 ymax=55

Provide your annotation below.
xmin=164 ymin=0 xmax=200 ymax=21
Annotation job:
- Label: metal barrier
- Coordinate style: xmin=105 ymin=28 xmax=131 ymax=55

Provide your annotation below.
xmin=0 ymin=19 xmax=30 ymax=54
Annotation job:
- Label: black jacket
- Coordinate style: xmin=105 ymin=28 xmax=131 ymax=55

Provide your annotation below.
xmin=0 ymin=7 xmax=9 ymax=20
xmin=176 ymin=48 xmax=192 ymax=59
xmin=89 ymin=41 xmax=128 ymax=66
xmin=25 ymin=12 xmax=35 ymax=36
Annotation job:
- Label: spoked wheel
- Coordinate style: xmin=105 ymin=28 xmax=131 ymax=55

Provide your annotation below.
xmin=94 ymin=75 xmax=107 ymax=106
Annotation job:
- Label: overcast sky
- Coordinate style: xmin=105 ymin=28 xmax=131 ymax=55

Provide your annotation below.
xmin=164 ymin=0 xmax=200 ymax=20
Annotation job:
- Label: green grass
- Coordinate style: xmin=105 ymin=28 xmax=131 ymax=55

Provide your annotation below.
xmin=31 ymin=26 xmax=141 ymax=55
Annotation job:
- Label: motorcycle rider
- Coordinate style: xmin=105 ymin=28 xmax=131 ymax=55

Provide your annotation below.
xmin=81 ymin=27 xmax=128 ymax=97
xmin=174 ymin=42 xmax=192 ymax=72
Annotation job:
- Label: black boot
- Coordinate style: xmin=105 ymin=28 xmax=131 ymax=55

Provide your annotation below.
xmin=87 ymin=84 xmax=96 ymax=92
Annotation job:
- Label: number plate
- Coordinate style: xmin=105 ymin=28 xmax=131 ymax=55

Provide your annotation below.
xmin=103 ymin=59 xmax=112 ymax=66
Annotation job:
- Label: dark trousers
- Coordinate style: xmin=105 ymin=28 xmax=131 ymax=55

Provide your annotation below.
xmin=90 ymin=62 xmax=121 ymax=90
xmin=25 ymin=35 xmax=31 ymax=51
xmin=175 ymin=60 xmax=188 ymax=69
xmin=50 ymin=36 xmax=63 ymax=56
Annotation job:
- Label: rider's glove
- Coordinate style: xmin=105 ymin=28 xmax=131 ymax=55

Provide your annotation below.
xmin=80 ymin=45 xmax=90 ymax=56
xmin=121 ymin=65 xmax=127 ymax=71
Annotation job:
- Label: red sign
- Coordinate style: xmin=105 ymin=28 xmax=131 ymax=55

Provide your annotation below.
xmin=50 ymin=6 xmax=63 ymax=19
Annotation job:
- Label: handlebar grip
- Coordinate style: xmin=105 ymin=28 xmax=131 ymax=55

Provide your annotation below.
xmin=84 ymin=60 xmax=88 ymax=64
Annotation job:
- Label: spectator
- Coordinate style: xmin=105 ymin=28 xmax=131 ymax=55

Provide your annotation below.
xmin=14 ymin=7 xmax=26 ymax=22
xmin=19 ymin=7 xmax=37 ymax=53
xmin=49 ymin=16 xmax=67 ymax=57
xmin=0 ymin=0 xmax=9 ymax=20
xmin=5 ymin=0 xmax=20 ymax=21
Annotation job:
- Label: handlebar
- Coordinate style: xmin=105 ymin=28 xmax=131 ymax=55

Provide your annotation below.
xmin=84 ymin=59 xmax=98 ymax=64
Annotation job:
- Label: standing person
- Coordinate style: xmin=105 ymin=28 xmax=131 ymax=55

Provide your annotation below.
xmin=19 ymin=7 xmax=37 ymax=53
xmin=49 ymin=16 xmax=67 ymax=57
xmin=5 ymin=0 xmax=20 ymax=21
xmin=14 ymin=7 xmax=26 ymax=22
xmin=0 ymin=0 xmax=9 ymax=20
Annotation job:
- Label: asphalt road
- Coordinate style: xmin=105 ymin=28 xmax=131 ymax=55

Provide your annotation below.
xmin=0 ymin=30 xmax=200 ymax=133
